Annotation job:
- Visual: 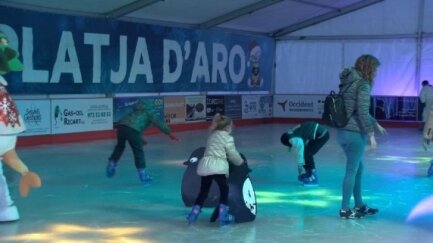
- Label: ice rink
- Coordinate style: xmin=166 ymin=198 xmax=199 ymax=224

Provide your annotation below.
xmin=1 ymin=123 xmax=432 ymax=243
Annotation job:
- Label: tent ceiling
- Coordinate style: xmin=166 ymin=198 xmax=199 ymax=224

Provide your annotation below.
xmin=0 ymin=0 xmax=384 ymax=38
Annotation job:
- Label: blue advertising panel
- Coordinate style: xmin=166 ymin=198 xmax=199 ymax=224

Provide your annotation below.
xmin=0 ymin=6 xmax=274 ymax=95
xmin=113 ymin=97 xmax=164 ymax=123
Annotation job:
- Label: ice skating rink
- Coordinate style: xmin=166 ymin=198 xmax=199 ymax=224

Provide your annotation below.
xmin=1 ymin=124 xmax=432 ymax=243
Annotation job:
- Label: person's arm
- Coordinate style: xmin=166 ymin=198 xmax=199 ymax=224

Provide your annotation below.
xmin=289 ymin=137 xmax=305 ymax=174
xmin=225 ymin=136 xmax=244 ymax=166
xmin=375 ymin=121 xmax=387 ymax=135
xmin=3 ymin=149 xmax=29 ymax=175
xmin=2 ymin=149 xmax=42 ymax=197
xmin=368 ymin=115 xmax=387 ymax=135
xmin=149 ymin=116 xmax=179 ymax=141
xmin=357 ymin=82 xmax=375 ymax=134
xmin=356 ymin=82 xmax=378 ymax=149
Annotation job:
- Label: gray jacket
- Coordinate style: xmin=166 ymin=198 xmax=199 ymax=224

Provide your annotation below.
xmin=339 ymin=68 xmax=377 ymax=135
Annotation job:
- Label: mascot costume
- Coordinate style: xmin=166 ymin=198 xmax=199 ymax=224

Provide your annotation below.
xmin=0 ymin=31 xmax=41 ymax=222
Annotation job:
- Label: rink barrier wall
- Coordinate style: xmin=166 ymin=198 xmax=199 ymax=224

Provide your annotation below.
xmin=16 ymin=117 xmax=421 ymax=147
xmin=13 ymin=94 xmax=422 ymax=147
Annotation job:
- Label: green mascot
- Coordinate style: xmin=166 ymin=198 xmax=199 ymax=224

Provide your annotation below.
xmin=0 ymin=31 xmax=41 ymax=222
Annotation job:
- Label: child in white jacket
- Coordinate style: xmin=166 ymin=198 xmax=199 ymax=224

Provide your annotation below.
xmin=187 ymin=113 xmax=244 ymax=226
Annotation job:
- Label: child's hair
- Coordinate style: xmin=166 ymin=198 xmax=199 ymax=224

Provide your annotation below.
xmin=209 ymin=113 xmax=232 ymax=132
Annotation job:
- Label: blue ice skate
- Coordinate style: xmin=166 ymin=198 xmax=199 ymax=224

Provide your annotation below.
xmin=138 ymin=169 xmax=152 ymax=184
xmin=218 ymin=204 xmax=235 ymax=226
xmin=106 ymin=161 xmax=116 ymax=178
xmin=187 ymin=205 xmax=201 ymax=225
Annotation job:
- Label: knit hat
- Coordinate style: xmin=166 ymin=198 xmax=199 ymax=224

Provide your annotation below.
xmin=280 ymin=131 xmax=293 ymax=147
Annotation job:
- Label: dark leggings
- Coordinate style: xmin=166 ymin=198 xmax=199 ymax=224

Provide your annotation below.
xmin=304 ymin=131 xmax=330 ymax=174
xmin=109 ymin=125 xmax=145 ymax=169
xmin=194 ymin=174 xmax=229 ymax=206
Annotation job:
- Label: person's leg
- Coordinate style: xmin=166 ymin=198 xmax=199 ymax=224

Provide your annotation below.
xmin=304 ymin=132 xmax=330 ymax=174
xmin=337 ymin=130 xmax=365 ymax=219
xmin=0 ymin=161 xmax=19 ymax=222
xmin=214 ymin=174 xmax=234 ymax=225
xmin=122 ymin=127 xmax=144 ymax=170
xmin=187 ymin=175 xmax=213 ymax=224
xmin=301 ymin=149 xmax=315 ymax=184
xmin=353 ymin=160 xmax=364 ymax=208
xmin=214 ymin=175 xmax=229 ymax=205
xmin=106 ymin=126 xmax=128 ymax=177
xmin=353 ymin=160 xmax=379 ymax=215
xmin=108 ymin=126 xmax=128 ymax=163
xmin=303 ymin=152 xmax=314 ymax=175
xmin=0 ymin=136 xmax=20 ymax=221
xmin=338 ymin=130 xmax=365 ymax=209
xmin=194 ymin=175 xmax=213 ymax=206
xmin=123 ymin=127 xmax=150 ymax=182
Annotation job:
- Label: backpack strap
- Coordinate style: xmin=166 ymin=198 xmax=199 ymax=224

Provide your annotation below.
xmin=338 ymin=80 xmax=357 ymax=95
xmin=338 ymin=79 xmax=359 ymax=121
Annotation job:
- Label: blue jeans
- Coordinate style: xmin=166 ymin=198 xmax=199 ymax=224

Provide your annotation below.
xmin=337 ymin=130 xmax=366 ymax=210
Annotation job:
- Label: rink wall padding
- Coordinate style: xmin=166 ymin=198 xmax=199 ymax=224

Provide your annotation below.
xmin=16 ymin=118 xmax=420 ymax=147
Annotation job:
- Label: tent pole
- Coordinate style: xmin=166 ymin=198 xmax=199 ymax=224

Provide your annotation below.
xmin=415 ymin=0 xmax=425 ymax=92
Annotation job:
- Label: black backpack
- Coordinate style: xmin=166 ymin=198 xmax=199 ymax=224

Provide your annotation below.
xmin=322 ymin=81 xmax=356 ymax=128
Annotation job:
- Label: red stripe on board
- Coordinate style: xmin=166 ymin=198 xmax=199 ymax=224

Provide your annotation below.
xmin=16 ymin=118 xmax=420 ymax=147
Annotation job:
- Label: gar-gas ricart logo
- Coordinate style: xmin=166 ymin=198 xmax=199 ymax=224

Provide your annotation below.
xmin=54 ymin=105 xmax=85 ymax=125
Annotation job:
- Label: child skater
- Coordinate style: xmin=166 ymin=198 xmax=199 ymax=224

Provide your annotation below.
xmin=280 ymin=121 xmax=329 ymax=186
xmin=187 ymin=113 xmax=245 ymax=226
xmin=106 ymin=99 xmax=179 ymax=184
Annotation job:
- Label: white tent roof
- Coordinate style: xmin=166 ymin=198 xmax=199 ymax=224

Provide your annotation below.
xmin=3 ymin=0 xmax=419 ymax=38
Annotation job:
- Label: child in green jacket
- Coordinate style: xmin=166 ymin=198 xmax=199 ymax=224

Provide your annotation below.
xmin=106 ymin=99 xmax=179 ymax=184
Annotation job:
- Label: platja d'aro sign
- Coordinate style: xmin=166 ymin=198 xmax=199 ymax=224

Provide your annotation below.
xmin=0 ymin=6 xmax=274 ymax=94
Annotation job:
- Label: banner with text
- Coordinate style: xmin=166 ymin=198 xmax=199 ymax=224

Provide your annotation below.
xmin=0 ymin=6 xmax=273 ymax=95
xmin=51 ymin=98 xmax=113 ymax=134
xmin=164 ymin=96 xmax=186 ymax=124
xmin=15 ymin=100 xmax=51 ymax=136
xmin=224 ymin=95 xmax=242 ymax=120
xmin=206 ymin=96 xmax=225 ymax=121
xmin=273 ymin=94 xmax=326 ymax=118
xmin=242 ymin=95 xmax=273 ymax=119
